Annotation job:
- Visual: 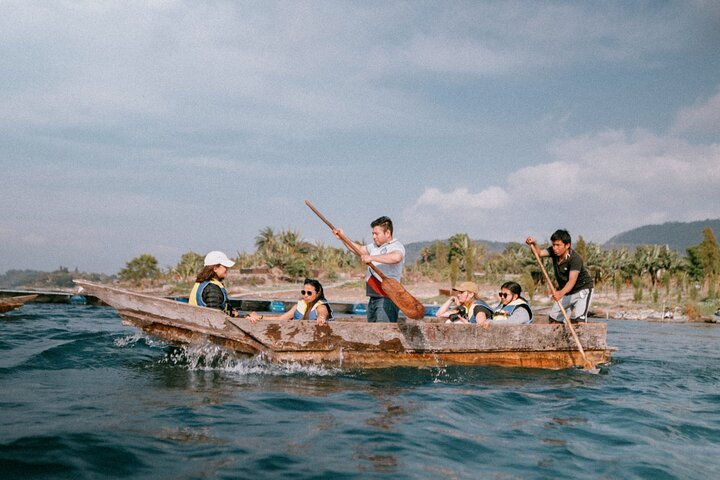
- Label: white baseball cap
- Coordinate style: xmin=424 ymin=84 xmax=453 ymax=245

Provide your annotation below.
xmin=204 ymin=251 xmax=235 ymax=268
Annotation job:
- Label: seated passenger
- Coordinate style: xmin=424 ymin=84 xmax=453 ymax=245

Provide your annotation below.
xmin=247 ymin=278 xmax=334 ymax=326
xmin=436 ymin=281 xmax=492 ymax=327
xmin=488 ymin=281 xmax=533 ymax=325
xmin=189 ymin=251 xmax=239 ymax=317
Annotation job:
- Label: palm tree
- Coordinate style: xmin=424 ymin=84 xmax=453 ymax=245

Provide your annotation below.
xmin=694 ymin=227 xmax=720 ymax=298
xmin=174 ymin=251 xmax=204 ymax=281
xmin=448 ymin=233 xmax=483 ymax=280
xmin=255 ymin=227 xmax=276 ymax=253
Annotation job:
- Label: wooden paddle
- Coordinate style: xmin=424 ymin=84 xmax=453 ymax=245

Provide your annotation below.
xmin=528 ymin=242 xmax=598 ymax=372
xmin=305 ymin=200 xmax=426 ymax=320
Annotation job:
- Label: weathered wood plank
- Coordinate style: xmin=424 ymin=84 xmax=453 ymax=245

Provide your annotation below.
xmin=0 ymin=294 xmax=38 ymax=314
xmin=76 ymin=280 xmax=614 ymax=370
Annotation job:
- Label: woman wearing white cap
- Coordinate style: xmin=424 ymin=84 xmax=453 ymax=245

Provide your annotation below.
xmin=188 ymin=251 xmax=239 ymax=317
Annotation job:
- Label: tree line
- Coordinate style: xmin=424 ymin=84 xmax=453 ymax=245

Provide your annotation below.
xmin=117 ymin=227 xmax=359 ymax=288
xmin=5 ymin=226 xmax=717 ymax=310
xmin=414 ymin=228 xmax=720 ymax=301
xmin=114 ymin=226 xmax=720 ymax=305
xmin=0 ymin=267 xmax=112 ymax=289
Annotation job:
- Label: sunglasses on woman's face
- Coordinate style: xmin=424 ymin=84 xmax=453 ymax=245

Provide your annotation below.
xmin=301 ymin=290 xmax=316 ymax=296
xmin=499 ymin=292 xmax=510 ymax=298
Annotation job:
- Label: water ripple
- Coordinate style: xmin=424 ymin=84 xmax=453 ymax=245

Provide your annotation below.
xmin=1 ymin=309 xmax=720 ymax=478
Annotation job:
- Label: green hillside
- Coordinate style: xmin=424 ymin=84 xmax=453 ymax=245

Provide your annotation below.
xmin=604 ymin=219 xmax=720 ymax=252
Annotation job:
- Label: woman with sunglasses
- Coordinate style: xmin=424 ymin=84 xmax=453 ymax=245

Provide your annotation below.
xmin=246 ymin=278 xmax=334 ymax=326
xmin=489 ymin=281 xmax=533 ymax=324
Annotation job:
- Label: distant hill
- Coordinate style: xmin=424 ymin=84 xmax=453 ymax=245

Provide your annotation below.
xmin=603 ymin=219 xmax=720 ymax=252
xmin=404 ymin=239 xmax=509 ymax=264
xmin=404 ymin=219 xmax=720 ymax=263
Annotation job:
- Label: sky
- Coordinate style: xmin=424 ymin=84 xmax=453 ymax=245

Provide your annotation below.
xmin=1 ymin=1 xmax=720 ymax=274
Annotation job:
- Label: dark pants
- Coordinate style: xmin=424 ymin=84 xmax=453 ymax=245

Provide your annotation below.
xmin=367 ymin=297 xmax=399 ymax=323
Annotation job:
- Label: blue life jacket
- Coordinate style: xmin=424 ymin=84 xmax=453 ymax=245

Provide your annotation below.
xmin=492 ymin=298 xmax=533 ymax=323
xmin=189 ymin=279 xmax=230 ymax=313
xmin=454 ymin=301 xmax=491 ymax=324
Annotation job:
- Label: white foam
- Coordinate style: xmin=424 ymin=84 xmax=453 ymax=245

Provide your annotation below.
xmin=113 ymin=332 xmax=165 ymax=348
xmin=159 ymin=342 xmax=340 ymax=376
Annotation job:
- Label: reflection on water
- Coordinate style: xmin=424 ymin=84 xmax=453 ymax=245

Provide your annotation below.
xmin=1 ymin=306 xmax=719 ymax=479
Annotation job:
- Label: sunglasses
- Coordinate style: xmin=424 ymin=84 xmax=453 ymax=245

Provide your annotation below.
xmin=301 ymin=290 xmax=316 ymax=296
xmin=499 ymin=292 xmax=510 ymax=298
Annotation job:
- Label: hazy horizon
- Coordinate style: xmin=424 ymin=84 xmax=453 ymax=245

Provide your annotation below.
xmin=3 ymin=217 xmax=718 ymax=276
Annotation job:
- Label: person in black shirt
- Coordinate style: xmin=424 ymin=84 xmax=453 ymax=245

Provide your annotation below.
xmin=526 ymin=229 xmax=593 ymax=323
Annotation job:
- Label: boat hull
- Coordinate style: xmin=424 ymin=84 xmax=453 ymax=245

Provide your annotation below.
xmin=0 ymin=294 xmax=38 ymax=314
xmin=76 ymin=280 xmax=613 ymax=370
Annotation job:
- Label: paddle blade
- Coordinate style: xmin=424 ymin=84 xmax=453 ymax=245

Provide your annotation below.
xmin=380 ymin=277 xmax=426 ymax=320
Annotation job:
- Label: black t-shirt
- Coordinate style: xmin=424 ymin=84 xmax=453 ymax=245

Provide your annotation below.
xmin=546 ymin=247 xmax=593 ymax=294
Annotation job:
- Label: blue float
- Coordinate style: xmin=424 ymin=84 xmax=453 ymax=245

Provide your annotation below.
xmin=69 ymin=295 xmax=86 ymax=305
xmin=270 ymin=301 xmax=286 ymax=313
xmin=351 ymin=303 xmax=367 ymax=315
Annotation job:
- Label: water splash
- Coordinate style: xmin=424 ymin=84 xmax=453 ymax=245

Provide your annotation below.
xmin=158 ymin=342 xmax=340 ymax=376
xmin=113 ymin=332 xmax=165 ymax=348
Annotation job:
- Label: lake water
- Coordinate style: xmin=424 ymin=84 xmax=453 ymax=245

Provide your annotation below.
xmin=1 ymin=304 xmax=719 ymax=479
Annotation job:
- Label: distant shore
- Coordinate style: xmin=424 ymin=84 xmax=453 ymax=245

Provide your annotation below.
xmin=225 ymin=279 xmax=713 ymax=323
xmin=4 ymin=277 xmax=715 ymax=323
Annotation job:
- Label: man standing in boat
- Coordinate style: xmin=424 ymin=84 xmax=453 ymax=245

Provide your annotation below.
xmin=336 ymin=216 xmax=405 ymax=322
xmin=526 ymin=229 xmax=593 ymax=323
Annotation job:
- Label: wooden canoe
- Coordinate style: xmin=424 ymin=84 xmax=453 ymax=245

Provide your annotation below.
xmin=74 ymin=280 xmax=613 ymax=370
xmin=0 ymin=294 xmax=38 ymax=314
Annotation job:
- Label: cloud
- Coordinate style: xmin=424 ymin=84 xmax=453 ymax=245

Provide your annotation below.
xmin=402 ymin=130 xmax=720 ymax=244
xmin=508 ymin=161 xmax=583 ymax=202
xmin=414 ymin=186 xmax=510 ymax=211
xmin=0 ymin=2 xmax=717 ymax=273
xmin=672 ymin=88 xmax=720 ymax=135
xmin=0 ymin=1 xmax=703 ymax=140
xmin=404 ymin=35 xmax=525 ymax=75
xmin=396 ymin=2 xmax=692 ymax=76
xmin=402 ymin=186 xmax=509 ymax=242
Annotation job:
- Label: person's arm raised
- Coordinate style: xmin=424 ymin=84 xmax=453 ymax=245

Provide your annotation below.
xmin=436 ymin=296 xmax=459 ymax=318
xmin=333 ymin=229 xmax=368 ymax=256
xmin=526 ymin=236 xmax=549 ymax=257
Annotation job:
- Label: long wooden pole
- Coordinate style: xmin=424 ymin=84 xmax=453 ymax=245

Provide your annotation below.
xmin=529 ymin=243 xmax=597 ymax=372
xmin=306 ymin=200 xmax=382 ymax=277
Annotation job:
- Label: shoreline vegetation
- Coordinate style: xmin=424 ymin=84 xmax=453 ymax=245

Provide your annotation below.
xmin=2 ymin=226 xmax=719 ymax=322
